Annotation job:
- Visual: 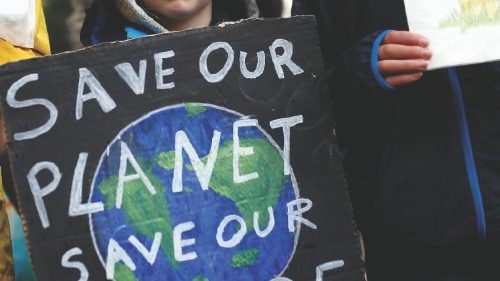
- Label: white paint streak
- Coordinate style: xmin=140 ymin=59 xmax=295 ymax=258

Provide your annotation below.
xmin=233 ymin=119 xmax=259 ymax=184
xmin=154 ymin=51 xmax=175 ymax=90
xmin=253 ymin=206 xmax=275 ymax=238
xmin=239 ymin=51 xmax=266 ymax=79
xmin=216 ymin=214 xmax=247 ymax=248
xmin=128 ymin=232 xmax=162 ymax=265
xmin=199 ymin=42 xmax=235 ymax=83
xmin=269 ymin=39 xmax=304 ymax=79
xmin=316 ymin=260 xmax=345 ymax=281
xmin=61 ymin=247 xmax=89 ymax=281
xmin=7 ymin=73 xmax=58 ymax=141
xmin=116 ymin=141 xmax=157 ymax=209
xmin=76 ymin=68 xmax=117 ymax=120
xmin=69 ymin=153 xmax=104 ymax=217
xmin=172 ymin=130 xmax=221 ymax=193
xmin=287 ymin=198 xmax=317 ymax=232
xmin=114 ymin=60 xmax=147 ymax=95
xmin=173 ymin=221 xmax=197 ymax=262
xmin=27 ymin=161 xmax=61 ymax=229
xmin=105 ymin=239 xmax=136 ymax=280
xmin=270 ymin=115 xmax=303 ymax=175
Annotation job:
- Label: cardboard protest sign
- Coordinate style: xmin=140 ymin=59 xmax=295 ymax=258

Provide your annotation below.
xmin=0 ymin=16 xmax=364 ymax=281
xmin=405 ymin=0 xmax=500 ymax=69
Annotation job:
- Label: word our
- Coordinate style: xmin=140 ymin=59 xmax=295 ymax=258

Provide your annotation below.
xmin=63 ymin=240 xmax=344 ymax=281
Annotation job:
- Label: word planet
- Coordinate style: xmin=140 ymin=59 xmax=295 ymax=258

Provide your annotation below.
xmin=89 ymin=103 xmax=299 ymax=281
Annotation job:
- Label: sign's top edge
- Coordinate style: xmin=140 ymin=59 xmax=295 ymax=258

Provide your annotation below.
xmin=0 ymin=16 xmax=317 ymax=74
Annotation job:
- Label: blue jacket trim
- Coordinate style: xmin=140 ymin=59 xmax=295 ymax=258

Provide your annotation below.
xmin=371 ymin=30 xmax=395 ymax=91
xmin=448 ymin=67 xmax=487 ymax=240
xmin=125 ymin=26 xmax=149 ymax=39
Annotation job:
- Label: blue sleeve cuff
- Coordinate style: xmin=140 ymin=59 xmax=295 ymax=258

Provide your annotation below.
xmin=371 ymin=30 xmax=395 ymax=91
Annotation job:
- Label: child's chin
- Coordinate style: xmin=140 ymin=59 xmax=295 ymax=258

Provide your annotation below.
xmin=161 ymin=3 xmax=202 ymax=18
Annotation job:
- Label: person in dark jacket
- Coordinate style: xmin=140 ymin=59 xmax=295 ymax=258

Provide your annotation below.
xmin=81 ymin=0 xmax=288 ymax=45
xmin=295 ymin=1 xmax=500 ymax=281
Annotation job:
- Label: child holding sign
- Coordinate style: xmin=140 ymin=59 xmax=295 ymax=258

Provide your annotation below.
xmin=296 ymin=0 xmax=500 ymax=281
xmin=81 ymin=0 xmax=289 ymax=45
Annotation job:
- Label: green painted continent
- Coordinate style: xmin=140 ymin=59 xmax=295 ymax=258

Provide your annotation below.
xmin=157 ymin=138 xmax=285 ymax=228
xmin=98 ymin=166 xmax=178 ymax=268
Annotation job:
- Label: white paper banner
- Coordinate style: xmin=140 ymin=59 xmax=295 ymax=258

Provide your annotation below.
xmin=0 ymin=0 xmax=36 ymax=49
xmin=404 ymin=0 xmax=500 ymax=69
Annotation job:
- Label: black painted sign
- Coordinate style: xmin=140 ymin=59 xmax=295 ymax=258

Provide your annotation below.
xmin=0 ymin=17 xmax=364 ymax=281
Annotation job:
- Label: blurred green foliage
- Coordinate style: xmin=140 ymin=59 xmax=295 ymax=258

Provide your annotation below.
xmin=43 ymin=0 xmax=73 ymax=53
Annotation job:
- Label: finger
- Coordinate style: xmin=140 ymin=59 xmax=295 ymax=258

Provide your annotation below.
xmin=379 ymin=44 xmax=432 ymax=60
xmin=379 ymin=59 xmax=429 ymax=76
xmin=385 ymin=72 xmax=424 ymax=87
xmin=383 ymin=31 xmax=429 ymax=47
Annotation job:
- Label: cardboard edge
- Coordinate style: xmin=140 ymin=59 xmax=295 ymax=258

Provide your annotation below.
xmin=0 ymin=16 xmax=317 ymax=74
xmin=0 ymin=105 xmax=37 ymax=280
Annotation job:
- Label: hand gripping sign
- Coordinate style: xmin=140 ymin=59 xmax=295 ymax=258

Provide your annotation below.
xmin=0 ymin=17 xmax=364 ymax=281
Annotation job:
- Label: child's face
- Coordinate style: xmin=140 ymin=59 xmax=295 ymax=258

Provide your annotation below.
xmin=141 ymin=0 xmax=212 ymax=21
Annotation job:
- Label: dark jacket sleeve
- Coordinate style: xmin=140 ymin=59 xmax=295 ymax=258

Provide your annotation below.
xmin=330 ymin=30 xmax=399 ymax=155
xmin=341 ymin=31 xmax=391 ymax=94
xmin=291 ymin=0 xmax=391 ymax=95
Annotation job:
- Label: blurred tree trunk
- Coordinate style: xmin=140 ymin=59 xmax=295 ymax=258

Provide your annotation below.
xmin=44 ymin=0 xmax=72 ymax=53
xmin=67 ymin=0 xmax=93 ymax=50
